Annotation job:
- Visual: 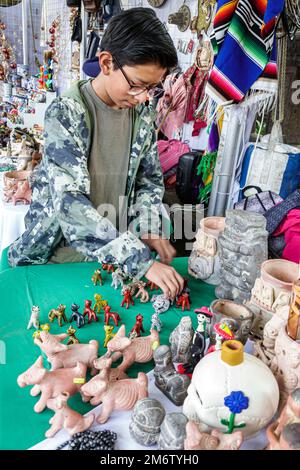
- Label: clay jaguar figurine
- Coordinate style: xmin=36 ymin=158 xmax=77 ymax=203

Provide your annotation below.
xmin=169 ymin=316 xmax=194 ymax=363
xmin=91 ymin=268 xmax=103 ymax=286
xmin=129 ymin=279 xmax=149 ymax=303
xmin=27 ymin=305 xmax=40 ymax=330
xmin=176 ymin=292 xmax=191 ymax=312
xmin=102 ymin=263 xmax=115 ymax=273
xmin=121 ymin=286 xmax=135 ymax=309
xmin=48 ymin=304 xmax=68 ymax=327
xmin=129 ymin=314 xmax=145 ymax=339
xmin=104 ymin=306 xmax=121 ymax=327
xmin=103 ymin=325 xmax=115 ymax=348
xmin=83 ymin=300 xmax=98 ymax=324
xmin=153 ymin=345 xmax=190 ymax=406
xmin=66 ymin=326 xmax=79 ymax=345
xmin=93 ymin=293 xmax=108 ymax=314
xmin=69 ymin=304 xmax=85 ymax=328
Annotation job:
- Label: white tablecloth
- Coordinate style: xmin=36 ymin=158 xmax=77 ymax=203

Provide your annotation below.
xmin=0 ymin=187 xmax=29 ymax=254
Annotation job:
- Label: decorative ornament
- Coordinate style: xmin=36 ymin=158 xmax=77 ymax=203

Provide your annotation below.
xmin=190 ymin=0 xmax=216 ymax=35
xmin=168 ymin=5 xmax=191 ymax=32
xmin=147 ymin=0 xmax=167 ymax=7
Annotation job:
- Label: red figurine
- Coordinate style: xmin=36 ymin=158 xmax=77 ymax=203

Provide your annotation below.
xmin=129 ymin=314 xmax=145 ymax=339
xmin=121 ymin=286 xmax=135 ymax=309
xmin=176 ymin=292 xmax=191 ymax=311
xmin=104 ymin=306 xmax=121 ymax=327
xmin=146 ymin=281 xmax=159 ymax=291
xmin=83 ymin=300 xmax=98 ymax=324
xmin=102 ymin=263 xmax=115 ymax=273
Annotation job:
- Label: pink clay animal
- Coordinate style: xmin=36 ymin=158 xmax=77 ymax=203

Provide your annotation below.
xmin=184 ymin=421 xmax=243 ymax=450
xmin=105 ymin=325 xmax=160 ymax=373
xmin=46 ymin=392 xmax=94 ymax=438
xmin=34 ymin=330 xmax=98 ymax=375
xmin=17 ymin=356 xmax=87 ymax=413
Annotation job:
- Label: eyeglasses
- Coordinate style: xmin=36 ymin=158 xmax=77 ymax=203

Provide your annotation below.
xmin=112 ymin=55 xmax=164 ymax=98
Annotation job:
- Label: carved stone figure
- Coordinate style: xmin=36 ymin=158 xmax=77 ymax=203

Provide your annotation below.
xmin=129 ymin=398 xmax=165 ymax=446
xmin=169 ymin=316 xmax=194 ymax=363
xmin=158 ymin=413 xmax=188 ymax=450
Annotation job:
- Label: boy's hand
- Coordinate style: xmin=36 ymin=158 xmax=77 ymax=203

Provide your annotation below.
xmin=145 ymin=261 xmax=184 ymax=300
xmin=141 ymin=234 xmax=176 ymax=265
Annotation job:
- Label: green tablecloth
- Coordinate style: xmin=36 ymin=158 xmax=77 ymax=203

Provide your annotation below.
xmin=0 ymin=258 xmax=215 ymax=450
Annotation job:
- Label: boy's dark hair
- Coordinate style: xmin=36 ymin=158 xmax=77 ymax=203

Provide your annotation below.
xmin=101 ymin=7 xmax=178 ymax=71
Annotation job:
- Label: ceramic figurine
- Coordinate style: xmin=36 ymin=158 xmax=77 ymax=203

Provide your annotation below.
xmin=147 ymin=281 xmax=158 ymax=291
xmin=92 ymin=356 xmax=128 ymax=382
xmin=210 ymin=299 xmax=253 ymax=345
xmin=183 ymin=340 xmax=279 ymax=437
xmin=46 ymin=392 xmax=94 ymax=438
xmin=158 ymin=413 xmax=188 ymax=450
xmin=34 ymin=330 xmax=99 ymax=374
xmin=12 ymin=179 xmax=31 ymax=205
xmin=66 ymin=326 xmax=79 ymax=345
xmin=48 ymin=304 xmax=68 ymax=327
xmin=17 ymin=356 xmax=86 ymax=413
xmin=121 ymin=286 xmax=135 ymax=309
xmin=287 ymin=279 xmax=300 ymax=341
xmin=69 ymin=304 xmax=85 ymax=328
xmin=93 ymin=293 xmax=108 ymax=314
xmin=273 ymin=388 xmax=300 ymax=436
xmin=176 ymin=292 xmax=190 ymax=312
xmin=178 ymin=307 xmax=213 ymax=375
xmin=129 ymin=314 xmax=145 ymax=339
xmin=206 ymin=322 xmax=234 ymax=354
xmin=153 ymin=345 xmax=190 ymax=406
xmin=188 ymin=216 xmax=225 ymax=285
xmin=266 ymin=422 xmax=300 ymax=450
xmin=169 ymin=316 xmax=194 ymax=363
xmin=104 ymin=325 xmax=160 ymax=374
xmin=129 ymin=279 xmax=149 ymax=303
xmin=247 ymin=259 xmax=299 ymax=338
xmin=27 ymin=305 xmax=40 ymax=330
xmin=91 ymin=268 xmax=103 ymax=286
xmin=129 ymin=398 xmax=166 ymax=447
xmin=151 ymin=294 xmax=171 ymax=315
xmin=83 ymin=300 xmax=98 ymax=324
xmin=216 ymin=210 xmax=268 ymax=303
xmin=102 ymin=263 xmax=115 ymax=273
xmin=104 ymin=325 xmax=115 ymax=348
xmin=104 ymin=306 xmax=121 ymax=327
xmin=150 ymin=312 xmax=162 ymax=332
xmin=111 ymin=268 xmax=125 ymax=290
xmin=184 ymin=421 xmax=243 ymax=450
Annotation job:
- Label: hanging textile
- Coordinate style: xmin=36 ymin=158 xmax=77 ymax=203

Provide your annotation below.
xmin=183 ymin=64 xmax=210 ymax=136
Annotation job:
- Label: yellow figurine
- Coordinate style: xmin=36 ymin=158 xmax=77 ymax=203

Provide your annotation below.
xmin=67 ymin=326 xmax=80 ymax=345
xmin=93 ymin=293 xmax=108 ymax=314
xmin=104 ymin=325 xmax=115 ymax=348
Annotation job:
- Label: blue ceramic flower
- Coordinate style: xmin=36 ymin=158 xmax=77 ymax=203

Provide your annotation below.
xmin=224 ymin=391 xmax=249 ymax=414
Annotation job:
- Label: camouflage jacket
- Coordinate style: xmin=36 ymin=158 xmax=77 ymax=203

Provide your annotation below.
xmin=8 ymin=81 xmax=166 ymax=279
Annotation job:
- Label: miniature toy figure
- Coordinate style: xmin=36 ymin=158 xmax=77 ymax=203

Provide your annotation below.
xmin=104 ymin=325 xmax=160 ymax=374
xmin=93 ymin=293 xmax=108 ymax=314
xmin=46 ymin=391 xmax=95 ymax=438
xmin=102 ymin=263 xmax=115 ymax=273
xmin=158 ymin=413 xmax=188 ymax=450
xmin=206 ymin=322 xmax=234 ymax=354
xmin=83 ymin=300 xmax=98 ymax=324
xmin=34 ymin=330 xmax=99 ymax=374
xmin=27 ymin=305 xmax=40 ymax=330
xmin=146 ymin=281 xmax=158 ymax=291
xmin=121 ymin=286 xmax=135 ymax=309
xmin=129 ymin=314 xmax=145 ymax=339
xmin=103 ymin=325 xmax=115 ymax=348
xmin=153 ymin=345 xmax=190 ymax=406
xmin=169 ymin=316 xmax=193 ymax=363
xmin=17 ymin=356 xmax=87 ymax=413
xmin=104 ymin=306 xmax=121 ymax=327
xmin=69 ymin=303 xmax=85 ymax=328
xmin=91 ymin=268 xmax=103 ymax=286
xmin=176 ymin=292 xmax=191 ymax=312
xmin=41 ymin=323 xmax=51 ymax=332
xmin=184 ymin=421 xmax=243 ymax=450
xmin=66 ymin=326 xmax=79 ymax=345
xmin=151 ymin=294 xmax=171 ymax=315
xmin=111 ymin=268 xmax=125 ymax=290
xmin=48 ymin=304 xmax=68 ymax=327
xmin=266 ymin=422 xmax=300 ymax=450
xmin=128 ymin=279 xmax=149 ymax=303
xmin=151 ymin=312 xmax=162 ymax=332
xmin=129 ymin=398 xmax=165 ymax=446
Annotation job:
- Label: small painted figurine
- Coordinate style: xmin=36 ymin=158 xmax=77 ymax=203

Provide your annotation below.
xmin=91 ymin=268 xmax=103 ymax=286
xmin=83 ymin=300 xmax=98 ymax=324
xmin=176 ymin=292 xmax=191 ymax=312
xmin=66 ymin=326 xmax=79 ymax=345
xmin=129 ymin=280 xmax=149 ymax=303
xmin=151 ymin=312 xmax=162 ymax=332
xmin=129 ymin=314 xmax=145 ymax=339
xmin=151 ymin=294 xmax=171 ymax=315
xmin=48 ymin=304 xmax=68 ymax=327
xmin=27 ymin=305 xmax=40 ymax=330
xmin=146 ymin=281 xmax=159 ymax=291
xmin=206 ymin=322 xmax=234 ymax=354
xmin=104 ymin=306 xmax=121 ymax=327
xmin=102 ymin=263 xmax=115 ymax=273
xmin=111 ymin=268 xmax=125 ymax=290
xmin=93 ymin=293 xmax=108 ymax=314
xmin=69 ymin=303 xmax=85 ymax=328
xmin=104 ymin=325 xmax=115 ymax=348
xmin=121 ymin=286 xmax=135 ymax=309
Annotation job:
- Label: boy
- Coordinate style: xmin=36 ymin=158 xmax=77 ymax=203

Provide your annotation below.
xmin=8 ymin=8 xmax=184 ymax=299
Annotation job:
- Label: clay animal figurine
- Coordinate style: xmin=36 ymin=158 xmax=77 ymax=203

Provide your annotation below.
xmin=102 ymin=263 xmax=115 ymax=273
xmin=151 ymin=294 xmax=171 ymax=315
xmin=129 ymin=279 xmax=150 ymax=303
xmin=206 ymin=322 xmax=234 ymax=354
xmin=121 ymin=286 xmax=135 ymax=309
xmin=266 ymin=422 xmax=300 ymax=450
xmin=66 ymin=326 xmax=79 ymax=345
xmin=93 ymin=293 xmax=108 ymax=314
xmin=17 ymin=356 xmax=86 ymax=413
xmin=104 ymin=325 xmax=115 ymax=348
xmin=129 ymin=398 xmax=166 ymax=446
xmin=27 ymin=305 xmax=40 ymax=330
xmin=151 ymin=312 xmax=162 ymax=332
xmin=129 ymin=314 xmax=145 ymax=339
xmin=48 ymin=304 xmax=68 ymax=327
xmin=69 ymin=303 xmax=85 ymax=328
xmin=274 ymin=388 xmax=300 ymax=436
xmin=153 ymin=345 xmax=190 ymax=406
xmin=176 ymin=292 xmax=191 ymax=312
xmin=104 ymin=306 xmax=121 ymax=327
xmin=83 ymin=300 xmax=98 ymax=324
xmin=111 ymin=268 xmax=125 ymax=290
xmin=105 ymin=325 xmax=160 ymax=374
xmin=12 ymin=179 xmax=31 ymax=205
xmin=184 ymin=421 xmax=243 ymax=450
xmin=46 ymin=392 xmax=94 ymax=438
xmin=169 ymin=316 xmax=194 ymax=363
xmin=92 ymin=356 xmax=128 ymax=382
xmin=34 ymin=330 xmax=98 ymax=374
xmin=91 ymin=268 xmax=103 ymax=286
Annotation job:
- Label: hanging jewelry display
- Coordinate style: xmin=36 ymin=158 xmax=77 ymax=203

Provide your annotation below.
xmin=29 ymin=0 xmax=42 ymax=69
xmin=0 ymin=17 xmax=17 ymax=81
xmin=190 ymin=0 xmax=216 ymax=35
xmin=168 ymin=5 xmax=191 ymax=33
xmin=147 ymin=0 xmax=167 ymax=7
